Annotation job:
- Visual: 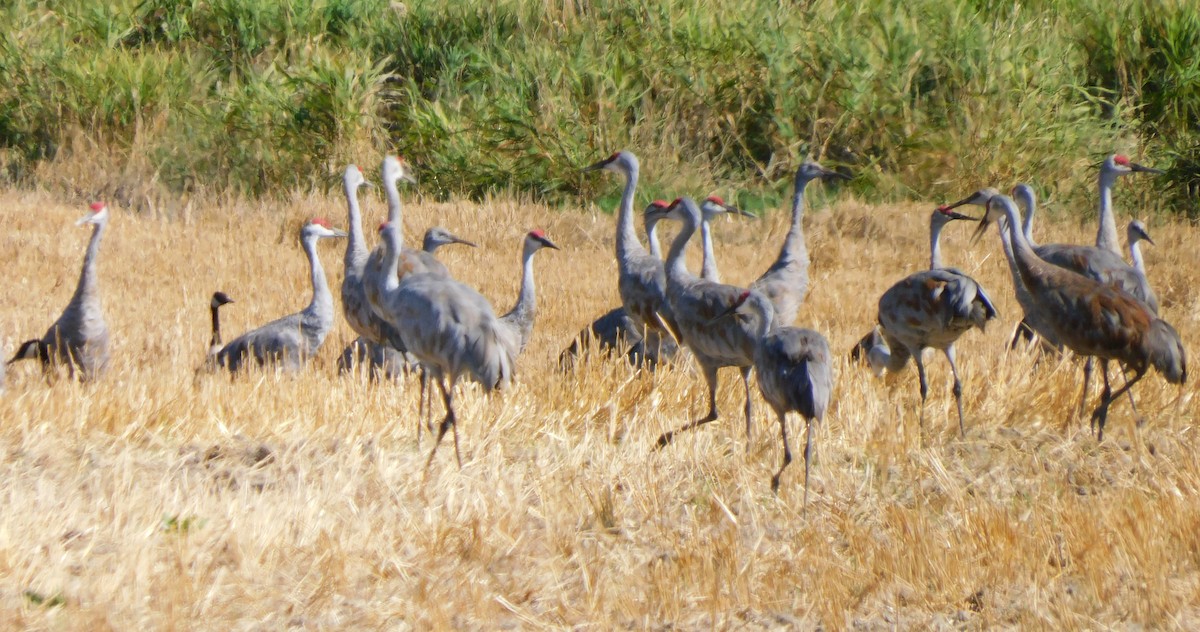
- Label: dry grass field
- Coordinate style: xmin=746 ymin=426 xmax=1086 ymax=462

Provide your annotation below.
xmin=0 ymin=183 xmax=1197 ymax=630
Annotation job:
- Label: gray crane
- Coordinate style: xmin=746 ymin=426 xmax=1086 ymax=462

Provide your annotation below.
xmin=1094 ymin=154 xmax=1163 ymax=257
xmin=712 ymin=289 xmax=831 ymax=506
xmin=649 ymin=197 xmax=764 ymax=450
xmin=583 ymin=151 xmax=679 ymax=364
xmin=339 ymin=224 xmax=476 ymax=380
xmin=749 ymin=161 xmax=849 ymax=327
xmin=1127 ymin=220 xmax=1153 ymax=276
xmin=976 ymin=195 xmax=1186 ymax=440
xmin=498 ymin=230 xmax=560 ymax=358
xmin=371 ymin=221 xmax=515 ymax=472
xmin=559 ymin=200 xmax=675 ymax=371
xmin=215 ymin=218 xmax=346 ymax=372
xmin=853 ymin=207 xmax=996 ymax=436
xmin=10 ymin=202 xmax=111 ymax=381
xmin=697 ymin=195 xmax=754 ymax=283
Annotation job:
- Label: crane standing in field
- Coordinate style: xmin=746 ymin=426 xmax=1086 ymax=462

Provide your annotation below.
xmin=498 ymin=230 xmax=560 ymax=358
xmin=711 ymin=290 xmax=831 ymax=506
xmin=697 ymin=195 xmax=755 ymax=283
xmin=749 ymin=161 xmax=849 ymax=326
xmin=372 ymin=221 xmax=515 ymax=472
xmin=339 ymin=225 xmax=476 ymax=380
xmin=583 ymin=151 xmax=679 ymax=364
xmin=650 ymin=197 xmax=765 ymax=450
xmin=199 ymin=291 xmax=235 ymax=371
xmin=10 ymin=202 xmax=111 ymax=381
xmin=975 ymin=195 xmax=1185 ymax=440
xmin=853 ymin=206 xmax=996 ymax=436
xmin=215 ymin=218 xmax=346 ymax=372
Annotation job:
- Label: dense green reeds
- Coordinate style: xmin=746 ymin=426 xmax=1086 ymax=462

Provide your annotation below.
xmin=0 ymin=0 xmax=1196 ymax=214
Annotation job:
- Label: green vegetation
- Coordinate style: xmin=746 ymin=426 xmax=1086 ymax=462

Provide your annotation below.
xmin=0 ymin=0 xmax=1196 ymax=214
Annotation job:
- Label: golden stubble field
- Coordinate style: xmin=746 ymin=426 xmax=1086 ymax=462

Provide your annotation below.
xmin=0 ymin=182 xmax=1197 ymax=630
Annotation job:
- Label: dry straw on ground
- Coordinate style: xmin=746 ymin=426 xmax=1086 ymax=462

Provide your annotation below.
xmin=0 ymin=185 xmax=1197 ymax=629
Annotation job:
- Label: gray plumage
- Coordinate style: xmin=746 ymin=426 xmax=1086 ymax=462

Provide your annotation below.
xmin=584 ymin=151 xmax=678 ymax=364
xmin=1127 ymin=219 xmax=1153 ymax=277
xmin=749 ymin=161 xmax=849 ymax=327
xmin=498 ymin=230 xmax=559 ymax=358
xmin=10 ymin=202 xmax=111 ymax=381
xmin=650 ymin=197 xmax=765 ymax=450
xmin=715 ymin=290 xmax=831 ymax=507
xmin=372 ymin=221 xmax=516 ymax=471
xmin=697 ymin=196 xmax=754 ymax=283
xmin=855 ymin=207 xmax=996 ymax=436
xmin=216 ymin=219 xmax=346 ymax=372
xmin=978 ymin=195 xmax=1185 ymax=440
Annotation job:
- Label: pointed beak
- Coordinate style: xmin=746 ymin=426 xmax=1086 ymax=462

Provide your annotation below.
xmin=75 ymin=214 xmax=95 ymax=226
xmin=943 ymin=210 xmax=976 ymax=222
xmin=330 ymin=229 xmax=349 ymax=238
xmin=400 ymin=172 xmax=417 ymax=184
xmin=534 ymin=235 xmax=560 ymax=250
xmin=727 ymin=204 xmax=755 ymax=218
xmin=452 ymin=236 xmax=478 ymax=248
xmin=361 ymin=180 xmax=377 ymax=188
xmin=707 ymin=301 xmax=741 ymax=325
xmin=1130 ymin=162 xmax=1164 ymax=175
xmin=943 ymin=196 xmax=974 ymax=211
xmin=823 ymin=168 xmax=852 ymax=181
xmin=969 ymin=214 xmax=992 ymax=246
xmin=582 ymin=157 xmax=614 ymax=173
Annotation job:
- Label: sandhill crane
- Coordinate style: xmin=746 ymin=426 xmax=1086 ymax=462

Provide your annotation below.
xmin=1094 ymin=154 xmax=1163 ymax=256
xmin=649 ymin=197 xmax=764 ymax=450
xmin=559 ymin=200 xmax=676 ymax=371
xmin=584 ymin=151 xmax=679 ymax=364
xmin=749 ymin=160 xmax=849 ymax=326
xmin=976 ymin=195 xmax=1186 ymax=440
xmin=10 ymin=202 xmax=111 ymax=381
xmin=697 ymin=196 xmax=754 ymax=283
xmin=339 ymin=225 xmax=477 ymax=380
xmin=499 ymin=230 xmax=559 ymax=358
xmin=199 ymin=291 xmax=235 ymax=370
xmin=853 ymin=207 xmax=996 ymax=436
xmin=1127 ymin=220 xmax=1153 ymax=275
xmin=372 ymin=221 xmax=515 ymax=472
xmin=712 ymin=289 xmax=831 ymax=505
xmin=215 ymin=218 xmax=346 ymax=372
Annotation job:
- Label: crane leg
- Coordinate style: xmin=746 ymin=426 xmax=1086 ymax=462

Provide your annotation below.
xmin=740 ymin=366 xmax=754 ymax=452
xmin=914 ymin=353 xmax=929 ymax=431
xmin=1079 ymin=357 xmax=1094 ymax=419
xmin=423 ymin=378 xmax=460 ymax=474
xmin=1093 ymin=360 xmax=1111 ymax=439
xmin=416 ymin=367 xmax=426 ymax=446
xmin=803 ymin=416 xmax=814 ymax=514
xmin=654 ymin=364 xmax=720 ymax=449
xmin=1009 ymin=319 xmax=1036 ymax=350
xmin=1092 ymin=367 xmax=1146 ymax=442
xmin=944 ymin=344 xmax=966 ymax=438
xmin=771 ymin=410 xmax=791 ymax=494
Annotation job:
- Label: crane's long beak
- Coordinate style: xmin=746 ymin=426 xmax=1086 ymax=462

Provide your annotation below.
xmin=969 ymin=215 xmax=992 ymax=246
xmin=75 ymin=214 xmax=96 ymax=226
xmin=1130 ymin=162 xmax=1164 ymax=175
xmin=361 ymin=180 xmax=377 ymax=188
xmin=707 ymin=302 xmax=742 ymax=325
xmin=943 ymin=209 xmax=977 ymax=222
xmin=452 ymin=236 xmax=478 ymax=248
xmin=726 ymin=204 xmax=756 ymax=218
xmin=400 ymin=172 xmax=417 ymax=184
xmin=536 ymin=236 xmax=560 ymax=250
xmin=822 ymin=168 xmax=852 ymax=181
xmin=581 ymin=158 xmax=611 ymax=173
xmin=330 ymin=229 xmax=349 ymax=238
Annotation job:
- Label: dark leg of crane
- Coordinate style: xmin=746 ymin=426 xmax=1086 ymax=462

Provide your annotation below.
xmin=1092 ymin=367 xmax=1146 ymax=442
xmin=771 ymin=410 xmax=792 ymax=494
xmin=914 ymin=353 xmax=929 ymax=432
xmin=1079 ymin=357 xmax=1094 ymax=419
xmin=423 ymin=379 xmax=459 ymax=475
xmin=803 ymin=417 xmax=814 ymax=514
xmin=655 ymin=364 xmax=720 ymax=449
xmin=1009 ymin=319 xmax=1036 ymax=350
xmin=945 ymin=344 xmax=966 ymax=438
xmin=740 ymin=366 xmax=754 ymax=453
xmin=1093 ymin=361 xmax=1112 ymax=439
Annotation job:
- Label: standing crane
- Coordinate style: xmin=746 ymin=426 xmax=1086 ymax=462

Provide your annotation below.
xmin=749 ymin=161 xmax=849 ymax=326
xmin=853 ymin=207 xmax=996 ymax=436
xmin=712 ymin=289 xmax=831 ymax=506
xmin=200 ymin=291 xmax=235 ymax=371
xmin=583 ymin=151 xmax=679 ymax=364
xmin=649 ymin=197 xmax=764 ymax=450
xmin=975 ymin=195 xmax=1185 ymax=440
xmin=10 ymin=202 xmax=111 ymax=381
xmin=1127 ymin=220 xmax=1154 ymax=276
xmin=697 ymin=195 xmax=754 ymax=283
xmin=371 ymin=221 xmax=515 ymax=472
xmin=498 ymin=230 xmax=560 ymax=358
xmin=339 ymin=225 xmax=476 ymax=380
xmin=215 ymin=218 xmax=346 ymax=372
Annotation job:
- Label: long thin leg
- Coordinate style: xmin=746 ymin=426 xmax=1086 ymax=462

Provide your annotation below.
xmin=1092 ymin=360 xmax=1111 ymax=438
xmin=740 ymin=366 xmax=754 ymax=452
xmin=1079 ymin=357 xmax=1094 ymax=418
xmin=416 ymin=367 xmax=426 ymax=446
xmin=1009 ymin=319 xmax=1036 ymax=350
xmin=424 ymin=378 xmax=458 ymax=474
xmin=914 ymin=353 xmax=929 ymax=431
xmin=771 ymin=410 xmax=792 ymax=493
xmin=944 ymin=344 xmax=966 ymax=438
xmin=1092 ymin=367 xmax=1146 ymax=442
xmin=803 ymin=417 xmax=814 ymax=513
xmin=655 ymin=363 xmax=720 ymax=449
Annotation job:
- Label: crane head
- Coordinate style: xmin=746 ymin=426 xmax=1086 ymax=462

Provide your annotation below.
xmin=383 ymin=155 xmax=418 ymax=184
xmin=582 ymin=150 xmax=636 ymax=174
xmin=796 ymin=160 xmax=851 ymax=184
xmin=1127 ymin=219 xmax=1154 ymax=247
xmin=701 ymin=195 xmax=755 ymax=219
xmin=423 ymin=226 xmax=477 ymax=251
xmin=344 ymin=164 xmax=373 ymax=189
xmin=211 ymin=291 xmax=235 ymax=308
xmin=1105 ymin=154 xmax=1163 ymax=176
xmin=527 ymin=229 xmax=560 ymax=250
xmin=305 ymin=217 xmax=348 ymax=239
xmin=708 ymin=290 xmax=754 ymax=324
xmin=933 ymin=204 xmax=975 ymax=222
xmin=76 ymin=202 xmax=109 ymax=226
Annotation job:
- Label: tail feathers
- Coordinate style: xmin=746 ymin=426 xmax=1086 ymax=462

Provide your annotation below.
xmin=1146 ymin=319 xmax=1187 ymax=384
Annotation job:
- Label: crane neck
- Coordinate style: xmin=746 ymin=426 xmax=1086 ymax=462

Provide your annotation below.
xmin=71 ymin=218 xmax=107 ymax=305
xmin=645 ymin=219 xmax=662 ymax=260
xmin=665 ymin=207 xmax=699 ymax=286
xmin=1020 ymin=197 xmax=1038 ymax=247
xmin=1096 ymin=171 xmax=1121 ymax=256
xmin=748 ymin=292 xmax=775 ymax=341
xmin=700 ymin=218 xmax=720 ymax=282
xmin=383 ymin=176 xmax=405 ymax=243
xmin=343 ymin=181 xmax=368 ymax=272
xmin=209 ymin=303 xmax=223 ymax=347
xmin=1129 ymin=239 xmax=1146 ymax=274
xmin=302 ymin=235 xmax=333 ymax=321
xmin=775 ymin=175 xmax=812 ymax=268
xmin=614 ymin=165 xmax=645 ymax=262
xmin=929 ymin=218 xmax=946 ymax=270
xmin=997 ymin=202 xmax=1045 ymax=293
xmin=507 ymin=241 xmax=539 ymax=326
xmin=380 ymin=230 xmax=402 ymax=294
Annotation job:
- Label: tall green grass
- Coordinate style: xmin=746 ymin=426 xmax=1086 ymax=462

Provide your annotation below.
xmin=0 ymin=0 xmax=1196 ymax=214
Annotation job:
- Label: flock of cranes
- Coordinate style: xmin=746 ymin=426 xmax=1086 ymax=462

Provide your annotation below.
xmin=4 ymin=150 xmax=1189 ymax=507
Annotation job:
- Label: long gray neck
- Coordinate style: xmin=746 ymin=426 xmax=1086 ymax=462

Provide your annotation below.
xmin=1096 ymin=170 xmax=1121 ymax=256
xmin=750 ymin=293 xmax=775 ymax=340
xmin=381 ymin=231 xmax=402 ymax=293
xmin=700 ymin=219 xmax=720 ymax=282
xmin=506 ymin=241 xmax=539 ymax=327
xmin=999 ymin=203 xmax=1044 ymax=293
xmin=645 ymin=219 xmax=662 ymax=260
xmin=615 ymin=165 xmax=644 ymax=262
xmin=344 ymin=181 xmax=368 ymax=273
xmin=665 ymin=208 xmax=698 ymax=286
xmin=302 ymin=236 xmax=333 ymax=323
xmin=210 ymin=304 xmax=223 ymax=347
xmin=1129 ymin=238 xmax=1146 ymax=274
xmin=70 ymin=219 xmax=106 ymax=306
xmin=778 ymin=175 xmax=811 ymax=267
xmin=383 ymin=176 xmax=405 ymax=245
xmin=929 ymin=218 xmax=945 ymax=270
